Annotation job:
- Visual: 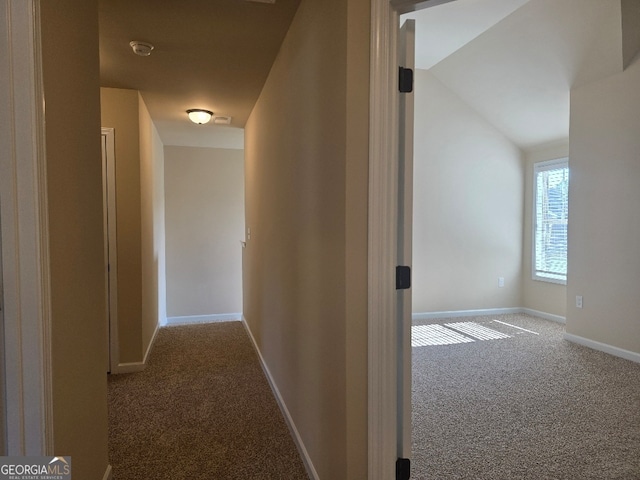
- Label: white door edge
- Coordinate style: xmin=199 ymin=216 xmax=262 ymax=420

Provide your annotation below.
xmin=0 ymin=0 xmax=54 ymax=455
xmin=397 ymin=17 xmax=415 ymax=461
xmin=101 ymin=128 xmax=120 ymax=374
xmin=368 ymin=0 xmax=457 ymax=478
xmin=368 ymin=1 xmax=400 ymax=478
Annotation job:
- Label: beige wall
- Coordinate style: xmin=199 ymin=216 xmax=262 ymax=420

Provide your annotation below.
xmin=100 ymin=87 xmax=143 ymax=363
xmin=344 ymin=0 xmax=369 ymax=475
xmin=139 ymin=94 xmax=166 ymax=349
xmin=243 ymin=0 xmax=369 ymax=477
xmin=164 ymin=146 xmax=244 ymax=317
xmin=39 ymin=0 xmax=109 ymax=477
xmin=522 ymin=141 xmax=569 ymax=317
xmin=412 ymin=70 xmax=524 ymax=313
xmin=100 ymin=87 xmax=164 ymax=365
xmin=567 ymin=56 xmax=640 ymax=354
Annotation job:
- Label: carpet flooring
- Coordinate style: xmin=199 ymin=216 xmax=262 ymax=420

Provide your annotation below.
xmin=109 ymin=315 xmax=640 ymax=479
xmin=108 ymin=322 xmax=309 ymax=480
xmin=412 ymin=314 xmax=640 ymax=480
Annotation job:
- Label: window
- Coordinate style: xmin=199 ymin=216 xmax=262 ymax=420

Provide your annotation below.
xmin=533 ymin=158 xmax=569 ymax=284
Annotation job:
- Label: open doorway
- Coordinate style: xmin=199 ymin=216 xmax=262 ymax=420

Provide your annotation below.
xmin=401 ymin=0 xmax=586 ymax=322
xmin=394 ymin=0 xmax=623 ymax=477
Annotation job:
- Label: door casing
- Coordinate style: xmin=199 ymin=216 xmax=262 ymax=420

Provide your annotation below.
xmin=0 ymin=0 xmax=54 ymax=455
xmin=101 ymin=128 xmax=120 ymax=374
xmin=367 ymin=1 xmax=457 ymax=478
xmin=0 ymin=207 xmax=6 ymax=455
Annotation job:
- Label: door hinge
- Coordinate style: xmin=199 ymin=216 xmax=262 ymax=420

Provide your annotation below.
xmin=399 ymin=67 xmax=413 ymax=93
xmin=396 ymin=458 xmax=411 ymax=480
xmin=396 ymin=266 xmax=411 ymax=290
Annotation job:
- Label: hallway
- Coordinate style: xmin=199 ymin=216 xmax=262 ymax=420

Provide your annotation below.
xmin=108 ymin=322 xmax=309 ymax=479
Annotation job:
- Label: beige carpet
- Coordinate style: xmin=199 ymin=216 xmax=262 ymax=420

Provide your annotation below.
xmin=109 ymin=315 xmax=640 ymax=479
xmin=108 ymin=322 xmax=309 ymax=480
xmin=412 ymin=314 xmax=640 ymax=479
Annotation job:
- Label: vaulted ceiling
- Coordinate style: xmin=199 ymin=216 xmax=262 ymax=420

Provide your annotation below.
xmin=405 ymin=0 xmax=623 ymax=150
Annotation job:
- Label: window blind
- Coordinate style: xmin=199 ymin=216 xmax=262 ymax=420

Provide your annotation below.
xmin=534 ymin=159 xmax=568 ymax=283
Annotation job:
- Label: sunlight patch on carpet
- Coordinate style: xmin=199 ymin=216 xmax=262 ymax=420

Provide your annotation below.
xmin=412 ymin=322 xmax=516 ymax=347
xmin=445 ymin=322 xmax=511 ymax=341
xmin=411 ymin=324 xmax=475 ymax=346
xmin=492 ymin=319 xmax=539 ymax=335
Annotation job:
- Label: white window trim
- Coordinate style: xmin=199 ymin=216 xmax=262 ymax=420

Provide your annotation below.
xmin=532 ymin=157 xmax=568 ymax=285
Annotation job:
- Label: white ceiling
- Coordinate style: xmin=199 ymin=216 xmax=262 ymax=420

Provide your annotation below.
xmin=100 ymin=0 xmax=624 ymax=151
xmin=404 ymin=0 xmax=622 ymax=150
xmin=403 ymin=0 xmax=530 ymax=70
xmin=99 ymin=0 xmax=301 ymax=148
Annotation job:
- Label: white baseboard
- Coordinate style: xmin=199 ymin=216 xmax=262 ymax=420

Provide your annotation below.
xmin=564 ymin=333 xmax=640 ymax=364
xmin=412 ymin=307 xmax=567 ymax=324
xmin=163 ymin=313 xmax=242 ymax=326
xmin=114 ymin=362 xmax=146 ymax=374
xmin=241 ymin=316 xmax=320 ymax=480
xmin=413 ymin=307 xmax=522 ymax=321
xmin=143 ymin=321 xmax=160 ymax=364
xmin=412 ymin=307 xmax=638 ymax=364
xmin=520 ymin=308 xmax=566 ymax=324
xmin=112 ymin=321 xmax=160 ymax=374
xmin=102 ymin=464 xmax=113 ymax=480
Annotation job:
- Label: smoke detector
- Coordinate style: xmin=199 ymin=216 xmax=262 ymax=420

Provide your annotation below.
xmin=129 ymin=41 xmax=154 ymax=57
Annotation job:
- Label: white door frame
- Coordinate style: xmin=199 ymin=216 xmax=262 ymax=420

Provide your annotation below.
xmin=0 ymin=0 xmax=54 ymax=455
xmin=367 ymin=0 xmax=457 ymax=478
xmin=0 ymin=201 xmax=6 ymax=455
xmin=101 ymin=128 xmax=120 ymax=374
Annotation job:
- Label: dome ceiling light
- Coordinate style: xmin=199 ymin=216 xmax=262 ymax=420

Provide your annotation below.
xmin=129 ymin=41 xmax=154 ymax=57
xmin=186 ymin=109 xmax=214 ymax=125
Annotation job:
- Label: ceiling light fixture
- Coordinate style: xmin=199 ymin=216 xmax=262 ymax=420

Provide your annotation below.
xmin=129 ymin=41 xmax=154 ymax=57
xmin=187 ymin=109 xmax=213 ymax=124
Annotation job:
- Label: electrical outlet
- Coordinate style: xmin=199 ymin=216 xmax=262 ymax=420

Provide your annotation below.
xmin=576 ymin=295 xmax=583 ymax=308
xmin=498 ymin=277 xmax=505 ymax=288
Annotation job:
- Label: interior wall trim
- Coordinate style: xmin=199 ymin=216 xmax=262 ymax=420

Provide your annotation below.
xmin=413 ymin=308 xmax=523 ymax=321
xmin=414 ymin=307 xmax=640 ymax=364
xmin=241 ymin=316 xmax=320 ymax=480
xmin=366 ymin=0 xmax=611 ymax=476
xmin=163 ymin=313 xmax=242 ymax=326
xmin=564 ymin=333 xmax=640 ymax=365
xmin=142 ymin=321 xmax=160 ymax=365
xmin=412 ymin=307 xmax=567 ymax=323
xmin=0 ymin=0 xmax=54 ymax=455
xmin=112 ymin=321 xmax=160 ymax=374
xmin=102 ymin=464 xmax=113 ymax=480
xmin=114 ymin=362 xmax=146 ymax=374
xmin=520 ymin=308 xmax=566 ymax=324
xmin=368 ymin=0 xmax=400 ymax=477
xmin=101 ymin=127 xmax=119 ymax=374
xmin=368 ymin=1 xmax=462 ymax=475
